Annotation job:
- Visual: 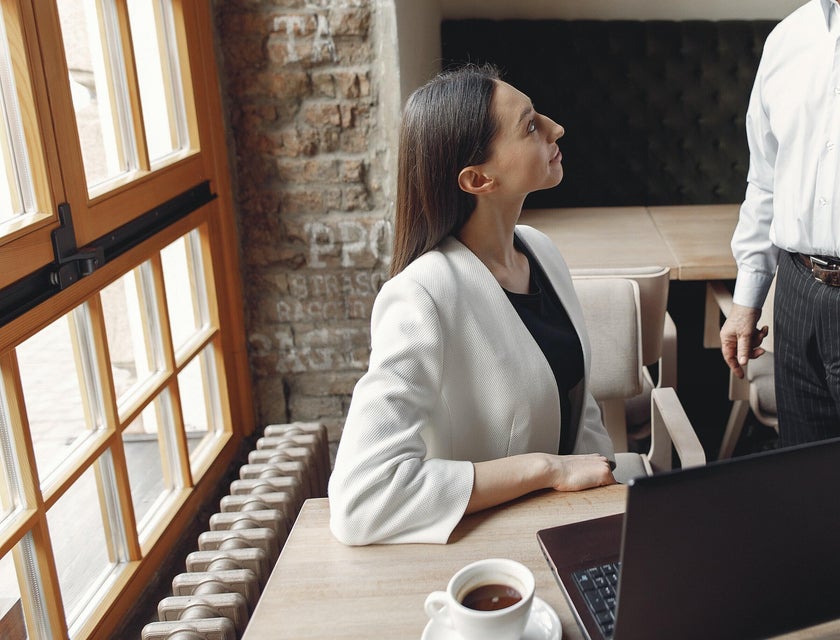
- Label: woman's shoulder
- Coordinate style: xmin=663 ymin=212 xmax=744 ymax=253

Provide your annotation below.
xmin=389 ymin=236 xmax=469 ymax=290
xmin=371 ymin=242 xmax=469 ymax=334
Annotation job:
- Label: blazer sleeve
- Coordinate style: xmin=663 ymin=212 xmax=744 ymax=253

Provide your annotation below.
xmin=328 ymin=276 xmax=474 ymax=545
xmin=574 ymin=386 xmax=615 ymax=459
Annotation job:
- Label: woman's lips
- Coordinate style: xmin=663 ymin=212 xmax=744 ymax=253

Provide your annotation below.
xmin=550 ymin=146 xmax=562 ymax=163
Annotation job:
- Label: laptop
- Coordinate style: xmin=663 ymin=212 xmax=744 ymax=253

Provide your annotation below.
xmin=537 ymin=437 xmax=840 ymax=640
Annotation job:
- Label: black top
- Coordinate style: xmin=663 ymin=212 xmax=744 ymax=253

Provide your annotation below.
xmin=504 ymin=237 xmax=584 ymax=454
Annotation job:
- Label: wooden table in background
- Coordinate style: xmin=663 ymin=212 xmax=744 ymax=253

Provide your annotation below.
xmin=520 ymin=204 xmax=740 ymax=280
xmin=648 ymin=204 xmax=740 ymax=280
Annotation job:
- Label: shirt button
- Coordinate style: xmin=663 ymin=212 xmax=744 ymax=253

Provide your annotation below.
xmin=820 ymin=197 xmax=829 ymax=207
xmin=827 ymin=141 xmax=836 ymax=150
xmin=836 ymin=86 xmax=840 ymax=95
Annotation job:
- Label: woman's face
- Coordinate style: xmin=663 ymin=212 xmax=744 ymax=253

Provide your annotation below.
xmin=482 ymin=80 xmax=565 ymax=197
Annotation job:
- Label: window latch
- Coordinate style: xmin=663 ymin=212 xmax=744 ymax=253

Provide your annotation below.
xmin=50 ymin=203 xmax=104 ymax=290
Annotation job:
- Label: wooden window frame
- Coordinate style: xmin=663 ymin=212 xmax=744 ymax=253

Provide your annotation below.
xmin=0 ymin=2 xmax=253 ymax=638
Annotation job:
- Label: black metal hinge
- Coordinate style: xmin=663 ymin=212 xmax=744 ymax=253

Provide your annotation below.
xmin=0 ymin=181 xmax=215 ymax=328
xmin=50 ymin=203 xmax=105 ymax=290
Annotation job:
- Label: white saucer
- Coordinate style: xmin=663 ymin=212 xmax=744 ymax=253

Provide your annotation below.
xmin=421 ymin=596 xmax=562 ymax=640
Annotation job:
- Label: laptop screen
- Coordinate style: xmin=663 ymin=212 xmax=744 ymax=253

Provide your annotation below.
xmin=539 ymin=437 xmax=840 ymax=640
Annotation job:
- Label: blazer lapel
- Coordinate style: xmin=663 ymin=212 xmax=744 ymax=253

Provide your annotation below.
xmin=514 ymin=225 xmax=593 ymax=375
xmin=437 ymin=234 xmax=562 ymax=453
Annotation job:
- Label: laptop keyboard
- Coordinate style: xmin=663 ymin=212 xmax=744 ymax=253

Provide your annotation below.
xmin=572 ymin=561 xmax=621 ymax=638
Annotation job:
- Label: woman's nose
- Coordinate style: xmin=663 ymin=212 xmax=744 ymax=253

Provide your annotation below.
xmin=548 ymin=119 xmax=564 ymax=142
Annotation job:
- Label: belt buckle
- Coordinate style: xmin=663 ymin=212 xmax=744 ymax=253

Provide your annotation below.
xmin=810 ymin=256 xmax=832 ymax=268
xmin=808 ymin=255 xmax=840 ymax=286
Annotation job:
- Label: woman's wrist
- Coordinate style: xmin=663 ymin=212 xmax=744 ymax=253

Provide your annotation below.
xmin=531 ymin=452 xmax=558 ymax=491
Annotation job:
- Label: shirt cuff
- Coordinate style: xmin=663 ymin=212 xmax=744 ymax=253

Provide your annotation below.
xmin=733 ymin=268 xmax=774 ymax=309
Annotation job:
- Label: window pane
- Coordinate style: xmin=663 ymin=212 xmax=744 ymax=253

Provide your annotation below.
xmin=0 ymin=8 xmax=36 ymax=230
xmin=162 ymin=230 xmax=207 ymax=352
xmin=0 ymin=431 xmax=14 ymax=523
xmin=5 ymin=534 xmax=55 ymax=638
xmin=16 ymin=314 xmax=94 ymax=483
xmin=0 ymin=378 xmax=23 ymax=524
xmin=58 ymin=0 xmax=134 ymax=188
xmin=47 ymin=463 xmax=118 ymax=626
xmin=0 ymin=550 xmax=27 ymax=639
xmin=123 ymin=397 xmax=173 ymax=532
xmin=127 ymin=0 xmax=187 ymax=162
xmin=178 ymin=347 xmax=221 ymax=467
xmin=101 ymin=262 xmax=164 ymax=412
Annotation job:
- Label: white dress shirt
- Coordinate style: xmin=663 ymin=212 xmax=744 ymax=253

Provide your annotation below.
xmin=328 ymin=226 xmax=614 ymax=545
xmin=732 ymin=0 xmax=840 ymax=308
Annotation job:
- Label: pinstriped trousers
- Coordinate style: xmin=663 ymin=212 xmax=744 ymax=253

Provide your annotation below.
xmin=774 ymin=251 xmax=840 ymax=446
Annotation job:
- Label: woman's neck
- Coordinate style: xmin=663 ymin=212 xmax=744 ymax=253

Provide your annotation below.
xmin=457 ymin=198 xmax=530 ymax=293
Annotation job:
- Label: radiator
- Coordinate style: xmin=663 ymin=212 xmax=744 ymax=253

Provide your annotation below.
xmin=141 ymin=422 xmax=329 ymax=640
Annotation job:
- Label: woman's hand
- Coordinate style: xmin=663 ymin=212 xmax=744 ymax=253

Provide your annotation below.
xmin=546 ymin=453 xmax=616 ymax=492
xmin=465 ymin=452 xmax=615 ymax=514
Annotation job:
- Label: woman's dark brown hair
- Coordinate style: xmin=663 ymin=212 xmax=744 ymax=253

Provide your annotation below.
xmin=390 ymin=64 xmax=500 ymax=277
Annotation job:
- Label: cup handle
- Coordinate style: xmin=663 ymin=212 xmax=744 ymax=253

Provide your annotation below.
xmin=424 ymin=591 xmax=454 ymax=628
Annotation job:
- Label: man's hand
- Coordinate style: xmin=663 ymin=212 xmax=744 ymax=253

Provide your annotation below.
xmin=720 ymin=303 xmax=768 ymax=379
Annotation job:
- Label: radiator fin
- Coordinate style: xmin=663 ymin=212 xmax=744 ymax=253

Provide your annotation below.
xmin=141 ymin=422 xmax=329 ymax=640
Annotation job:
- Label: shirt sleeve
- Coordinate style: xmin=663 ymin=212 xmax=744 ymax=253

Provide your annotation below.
xmin=328 ymin=277 xmax=474 ymax=545
xmin=731 ymin=50 xmax=781 ymax=309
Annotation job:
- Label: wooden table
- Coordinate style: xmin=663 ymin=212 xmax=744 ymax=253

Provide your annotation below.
xmin=241 ymin=487 xmax=840 ymax=639
xmin=520 ymin=204 xmax=739 ymax=281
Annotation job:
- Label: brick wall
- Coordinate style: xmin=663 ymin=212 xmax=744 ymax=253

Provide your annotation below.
xmin=214 ymin=0 xmax=397 ymax=442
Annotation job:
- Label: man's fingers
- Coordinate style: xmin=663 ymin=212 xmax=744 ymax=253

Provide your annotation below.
xmin=725 ymin=345 xmax=745 ymax=377
xmin=719 ymin=304 xmax=763 ymax=377
xmin=737 ymin=334 xmax=753 ymax=365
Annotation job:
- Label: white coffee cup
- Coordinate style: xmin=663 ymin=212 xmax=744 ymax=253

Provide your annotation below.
xmin=424 ymin=558 xmax=535 ymax=640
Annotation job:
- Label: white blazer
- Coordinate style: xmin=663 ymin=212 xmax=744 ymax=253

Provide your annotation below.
xmin=328 ymin=225 xmax=615 ymax=545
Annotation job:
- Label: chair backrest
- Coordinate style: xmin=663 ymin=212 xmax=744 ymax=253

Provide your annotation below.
xmin=573 ymin=277 xmax=644 ymax=402
xmin=571 ymin=266 xmax=670 ymax=366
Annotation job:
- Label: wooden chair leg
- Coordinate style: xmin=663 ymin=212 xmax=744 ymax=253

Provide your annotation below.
xmin=703 ymin=281 xmax=732 ymax=349
xmin=719 ymin=399 xmax=750 ymax=460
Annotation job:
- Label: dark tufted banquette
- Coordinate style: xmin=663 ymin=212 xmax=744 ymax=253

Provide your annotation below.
xmin=441 ymin=20 xmax=778 ymax=209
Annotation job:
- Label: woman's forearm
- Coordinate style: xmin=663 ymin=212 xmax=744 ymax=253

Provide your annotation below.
xmin=465 ymin=452 xmax=614 ymax=515
xmin=465 ymin=453 xmax=552 ymax=514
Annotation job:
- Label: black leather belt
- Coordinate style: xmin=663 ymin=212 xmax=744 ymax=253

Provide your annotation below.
xmin=796 ymin=253 xmax=840 ymax=286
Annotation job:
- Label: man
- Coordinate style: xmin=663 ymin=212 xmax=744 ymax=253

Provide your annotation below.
xmin=722 ymin=0 xmax=840 ymax=446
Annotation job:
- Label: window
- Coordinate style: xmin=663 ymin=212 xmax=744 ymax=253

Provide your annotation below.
xmin=0 ymin=0 xmax=56 ymax=291
xmin=0 ymin=2 xmax=252 ymax=638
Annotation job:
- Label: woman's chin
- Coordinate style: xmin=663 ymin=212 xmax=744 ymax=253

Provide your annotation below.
xmin=546 ymin=171 xmax=564 ymax=189
xmin=529 ymin=170 xmax=564 ymax=195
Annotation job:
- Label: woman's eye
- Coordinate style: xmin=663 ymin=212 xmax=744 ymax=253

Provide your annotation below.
xmin=527 ymin=120 xmax=536 ymax=134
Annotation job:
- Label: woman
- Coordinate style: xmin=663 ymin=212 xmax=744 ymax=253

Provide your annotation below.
xmin=328 ymin=65 xmax=615 ymax=545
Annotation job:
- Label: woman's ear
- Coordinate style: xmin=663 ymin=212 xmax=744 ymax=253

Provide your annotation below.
xmin=458 ymin=166 xmax=496 ymax=195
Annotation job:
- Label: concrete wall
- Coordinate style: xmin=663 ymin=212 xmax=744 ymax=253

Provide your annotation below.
xmin=394 ymin=0 xmax=442 ymax=103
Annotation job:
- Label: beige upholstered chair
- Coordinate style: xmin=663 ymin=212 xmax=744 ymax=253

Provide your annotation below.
xmin=572 ymin=266 xmax=676 ymax=449
xmin=572 ymin=277 xmax=705 ymax=480
xmin=704 ymin=278 xmax=778 ymax=459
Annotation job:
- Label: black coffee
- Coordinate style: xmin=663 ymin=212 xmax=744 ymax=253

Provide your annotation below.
xmin=460 ymin=583 xmax=522 ymax=611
